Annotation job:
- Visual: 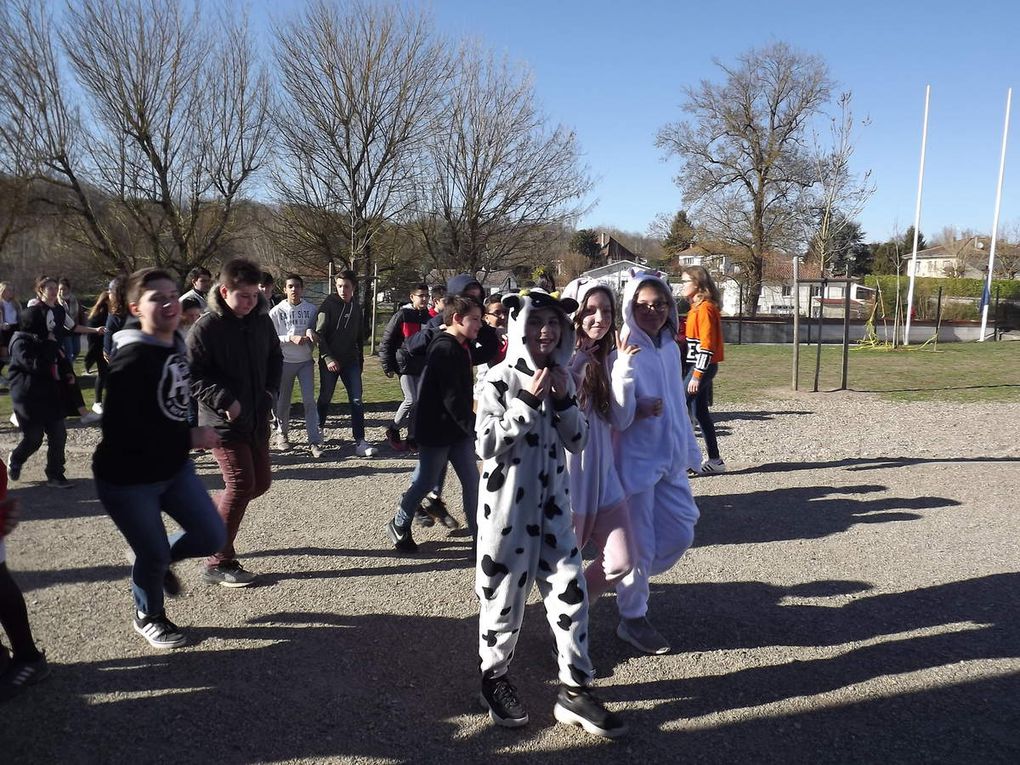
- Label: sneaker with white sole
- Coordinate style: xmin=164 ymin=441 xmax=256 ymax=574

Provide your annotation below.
xmin=355 ymin=441 xmax=377 ymax=458
xmin=480 ymin=675 xmax=528 ymax=728
xmin=616 ymin=616 xmax=671 ymax=654
xmin=386 ymin=518 xmax=418 ymax=553
xmin=203 ymin=561 xmax=257 ymax=588
xmin=9 ymin=412 xmax=18 ymax=427
xmin=310 ymin=444 xmax=324 ymax=459
xmin=700 ymin=458 xmax=726 ymax=474
xmin=274 ymin=433 xmax=291 ymax=451
xmin=553 ymin=685 xmax=627 ymax=738
xmin=133 ymin=612 xmax=186 ymax=649
xmin=79 ymin=411 xmax=101 ymax=426
xmin=91 ymin=402 xmax=104 ymax=415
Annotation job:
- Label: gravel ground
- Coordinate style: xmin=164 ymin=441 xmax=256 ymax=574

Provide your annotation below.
xmin=1 ymin=391 xmax=1018 ymax=764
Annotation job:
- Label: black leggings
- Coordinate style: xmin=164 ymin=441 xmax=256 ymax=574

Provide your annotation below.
xmin=685 ymin=363 xmax=720 ymax=460
xmin=0 ymin=561 xmax=41 ymax=662
xmin=93 ymin=355 xmax=109 ymax=403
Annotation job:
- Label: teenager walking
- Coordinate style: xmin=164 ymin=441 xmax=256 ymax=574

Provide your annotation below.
xmin=269 ymin=274 xmax=322 ymax=457
xmin=315 ymin=270 xmax=376 ymax=457
xmin=681 ymin=266 xmax=726 ymax=474
xmin=94 ymin=268 xmax=226 ymax=648
xmin=188 ymin=258 xmax=282 ymax=587
xmin=378 ymin=283 xmax=431 ymax=451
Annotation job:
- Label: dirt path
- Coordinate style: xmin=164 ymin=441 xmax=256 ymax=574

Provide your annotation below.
xmin=2 ymin=393 xmax=1018 ymax=763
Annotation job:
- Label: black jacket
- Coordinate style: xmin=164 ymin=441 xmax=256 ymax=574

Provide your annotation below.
xmin=413 ymin=332 xmax=476 ymax=447
xmin=187 ymin=289 xmax=282 ymax=441
xmin=314 ymin=294 xmax=364 ymax=368
xmin=403 ymin=313 xmax=500 ymax=367
xmin=378 ymin=305 xmax=431 ymax=376
xmin=92 ymin=331 xmax=192 ymax=484
xmin=7 ymin=330 xmax=62 ymax=424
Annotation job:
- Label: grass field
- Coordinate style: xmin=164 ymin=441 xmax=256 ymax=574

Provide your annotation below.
xmin=2 ymin=340 xmax=1016 ymax=420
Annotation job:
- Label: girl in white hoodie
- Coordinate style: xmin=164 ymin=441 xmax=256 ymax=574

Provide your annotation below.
xmin=612 ymin=271 xmax=702 ymax=655
xmin=561 ymin=278 xmax=638 ymax=603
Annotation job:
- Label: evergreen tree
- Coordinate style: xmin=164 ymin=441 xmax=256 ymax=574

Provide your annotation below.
xmin=662 ymin=210 xmax=696 ymax=254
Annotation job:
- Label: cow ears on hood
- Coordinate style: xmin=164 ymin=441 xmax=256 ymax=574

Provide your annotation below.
xmin=502 ymin=290 xmax=577 ymax=322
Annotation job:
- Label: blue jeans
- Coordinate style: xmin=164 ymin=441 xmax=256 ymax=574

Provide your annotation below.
xmin=317 ymin=360 xmax=365 ymax=442
xmin=396 ymin=436 xmax=478 ymax=534
xmin=96 ymin=460 xmax=226 ymax=615
xmin=684 ymin=363 xmax=719 ymax=460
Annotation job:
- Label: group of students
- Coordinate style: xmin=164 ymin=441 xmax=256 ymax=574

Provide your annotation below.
xmin=0 ymin=260 xmax=727 ymax=738
xmin=377 ymin=266 xmax=725 ymax=737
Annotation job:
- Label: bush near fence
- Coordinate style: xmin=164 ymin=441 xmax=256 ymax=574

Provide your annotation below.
xmin=863 ymin=276 xmax=1020 ymax=322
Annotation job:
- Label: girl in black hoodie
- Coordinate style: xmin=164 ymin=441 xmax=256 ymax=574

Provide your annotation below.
xmin=92 ymin=269 xmax=225 ymax=650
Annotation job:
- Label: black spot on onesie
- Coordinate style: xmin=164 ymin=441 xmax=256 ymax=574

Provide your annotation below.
xmin=486 ymin=464 xmax=506 ymax=492
xmin=480 ymin=555 xmax=509 ymax=578
xmin=558 ymin=578 xmax=584 ymax=606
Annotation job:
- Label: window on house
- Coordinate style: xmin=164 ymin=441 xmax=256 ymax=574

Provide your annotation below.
xmin=781 ymin=285 xmax=792 ymax=297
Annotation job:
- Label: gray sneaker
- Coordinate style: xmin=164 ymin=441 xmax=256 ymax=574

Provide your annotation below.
xmin=616 ymin=616 xmax=671 ymax=655
xmin=273 ymin=433 xmax=291 ymax=452
xmin=133 ymin=612 xmax=186 ymax=649
xmin=310 ymin=443 xmax=324 ymax=459
xmin=203 ymin=561 xmax=257 ymax=588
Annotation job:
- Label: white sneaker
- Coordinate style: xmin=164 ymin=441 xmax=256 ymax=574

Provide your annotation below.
xmin=310 ymin=444 xmax=324 ymax=459
xmin=79 ymin=411 xmax=101 ymax=426
xmin=9 ymin=412 xmax=18 ymax=427
xmin=91 ymin=402 xmax=104 ymax=415
xmin=355 ymin=441 xmax=376 ymax=458
xmin=274 ymin=433 xmax=291 ymax=451
xmin=701 ymin=458 xmax=726 ymax=474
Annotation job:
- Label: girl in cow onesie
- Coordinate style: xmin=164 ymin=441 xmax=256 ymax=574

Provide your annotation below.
xmin=474 ymin=288 xmax=626 ymax=738
xmin=613 ymin=270 xmax=703 ymax=656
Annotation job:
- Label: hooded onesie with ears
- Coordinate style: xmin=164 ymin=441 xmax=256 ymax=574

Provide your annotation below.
xmin=612 ymin=271 xmax=702 ymax=621
xmin=474 ymin=289 xmax=594 ymax=687
xmin=560 ymin=278 xmax=636 ymax=595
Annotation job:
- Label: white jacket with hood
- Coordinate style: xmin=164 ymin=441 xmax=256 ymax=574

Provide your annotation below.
xmin=613 ymin=271 xmax=702 ymax=495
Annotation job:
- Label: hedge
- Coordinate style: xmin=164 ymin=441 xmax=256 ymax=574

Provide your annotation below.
xmin=862 ymin=276 xmax=1020 ymax=321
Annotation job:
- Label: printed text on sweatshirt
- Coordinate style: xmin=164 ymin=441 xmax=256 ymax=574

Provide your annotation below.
xmin=685 ymin=300 xmax=724 ymax=377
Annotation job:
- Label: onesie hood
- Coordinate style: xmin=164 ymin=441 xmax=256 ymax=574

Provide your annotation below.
xmin=447 ymin=273 xmax=483 ymax=297
xmin=620 ymin=270 xmax=678 ymax=346
xmin=501 ymin=288 xmax=578 ymax=374
xmin=561 ymin=277 xmax=617 ymax=323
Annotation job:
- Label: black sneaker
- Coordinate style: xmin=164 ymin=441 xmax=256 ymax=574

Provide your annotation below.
xmin=0 ymin=654 xmax=49 ymax=703
xmin=386 ymin=518 xmax=418 ymax=553
xmin=163 ymin=568 xmax=182 ymax=597
xmin=423 ymin=496 xmax=461 ymax=530
xmin=46 ymin=476 xmax=72 ymax=489
xmin=133 ymin=612 xmax=186 ymax=649
xmin=6 ymin=453 xmax=20 ymax=482
xmin=202 ymin=561 xmax=257 ymax=588
xmin=553 ymin=685 xmax=627 ymax=738
xmin=414 ymin=507 xmax=435 ymax=528
xmin=480 ymin=675 xmax=528 ymax=728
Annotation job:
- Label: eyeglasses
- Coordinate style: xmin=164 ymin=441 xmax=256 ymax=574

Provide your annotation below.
xmin=635 ymin=302 xmax=669 ymax=313
xmin=486 ymin=310 xmax=507 ymax=318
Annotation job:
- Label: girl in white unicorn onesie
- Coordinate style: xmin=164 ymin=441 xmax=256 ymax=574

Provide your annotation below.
xmin=560 ymin=278 xmax=639 ymax=604
xmin=612 ymin=270 xmax=702 ymax=655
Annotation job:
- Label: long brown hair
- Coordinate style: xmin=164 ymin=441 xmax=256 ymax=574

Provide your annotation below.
xmin=88 ymin=290 xmax=111 ymax=321
xmin=573 ymin=285 xmax=616 ymax=421
xmin=108 ymin=276 xmax=129 ymax=318
xmin=682 ymin=265 xmax=720 ymax=305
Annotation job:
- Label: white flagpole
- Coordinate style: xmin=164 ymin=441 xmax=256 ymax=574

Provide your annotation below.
xmin=980 ymin=88 xmax=1011 ymax=341
xmin=904 ymin=85 xmax=931 ymax=346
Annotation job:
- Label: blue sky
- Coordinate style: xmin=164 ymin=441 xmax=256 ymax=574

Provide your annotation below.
xmin=252 ymin=0 xmax=1020 ymax=244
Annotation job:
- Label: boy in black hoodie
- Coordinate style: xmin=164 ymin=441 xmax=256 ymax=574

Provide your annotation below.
xmin=188 ymin=258 xmax=282 ymax=588
xmin=93 ymin=268 xmax=226 ymax=649
xmin=385 ymin=296 xmax=483 ymax=552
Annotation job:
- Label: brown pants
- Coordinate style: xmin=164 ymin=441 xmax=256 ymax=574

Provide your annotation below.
xmin=207 ymin=436 xmax=271 ymax=567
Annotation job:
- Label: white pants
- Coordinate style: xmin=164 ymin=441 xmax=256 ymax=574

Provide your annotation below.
xmin=615 ymin=474 xmax=700 ymax=619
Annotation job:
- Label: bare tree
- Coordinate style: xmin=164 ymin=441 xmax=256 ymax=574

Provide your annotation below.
xmin=931 ymin=225 xmax=980 ymax=278
xmin=809 ymin=92 xmax=874 ymax=276
xmin=657 ymin=42 xmax=832 ymax=315
xmin=412 ymin=46 xmax=593 ymax=280
xmin=273 ymin=0 xmax=450 ymax=312
xmin=0 ymin=0 xmax=271 ymax=278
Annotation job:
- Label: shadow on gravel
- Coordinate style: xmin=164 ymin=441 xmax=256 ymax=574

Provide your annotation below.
xmin=713 ymin=409 xmax=814 ymax=422
xmin=7 ymin=573 xmax=1018 ymax=764
xmin=693 ymin=484 xmax=958 ymax=546
xmin=724 ymin=455 xmax=1020 ymax=475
